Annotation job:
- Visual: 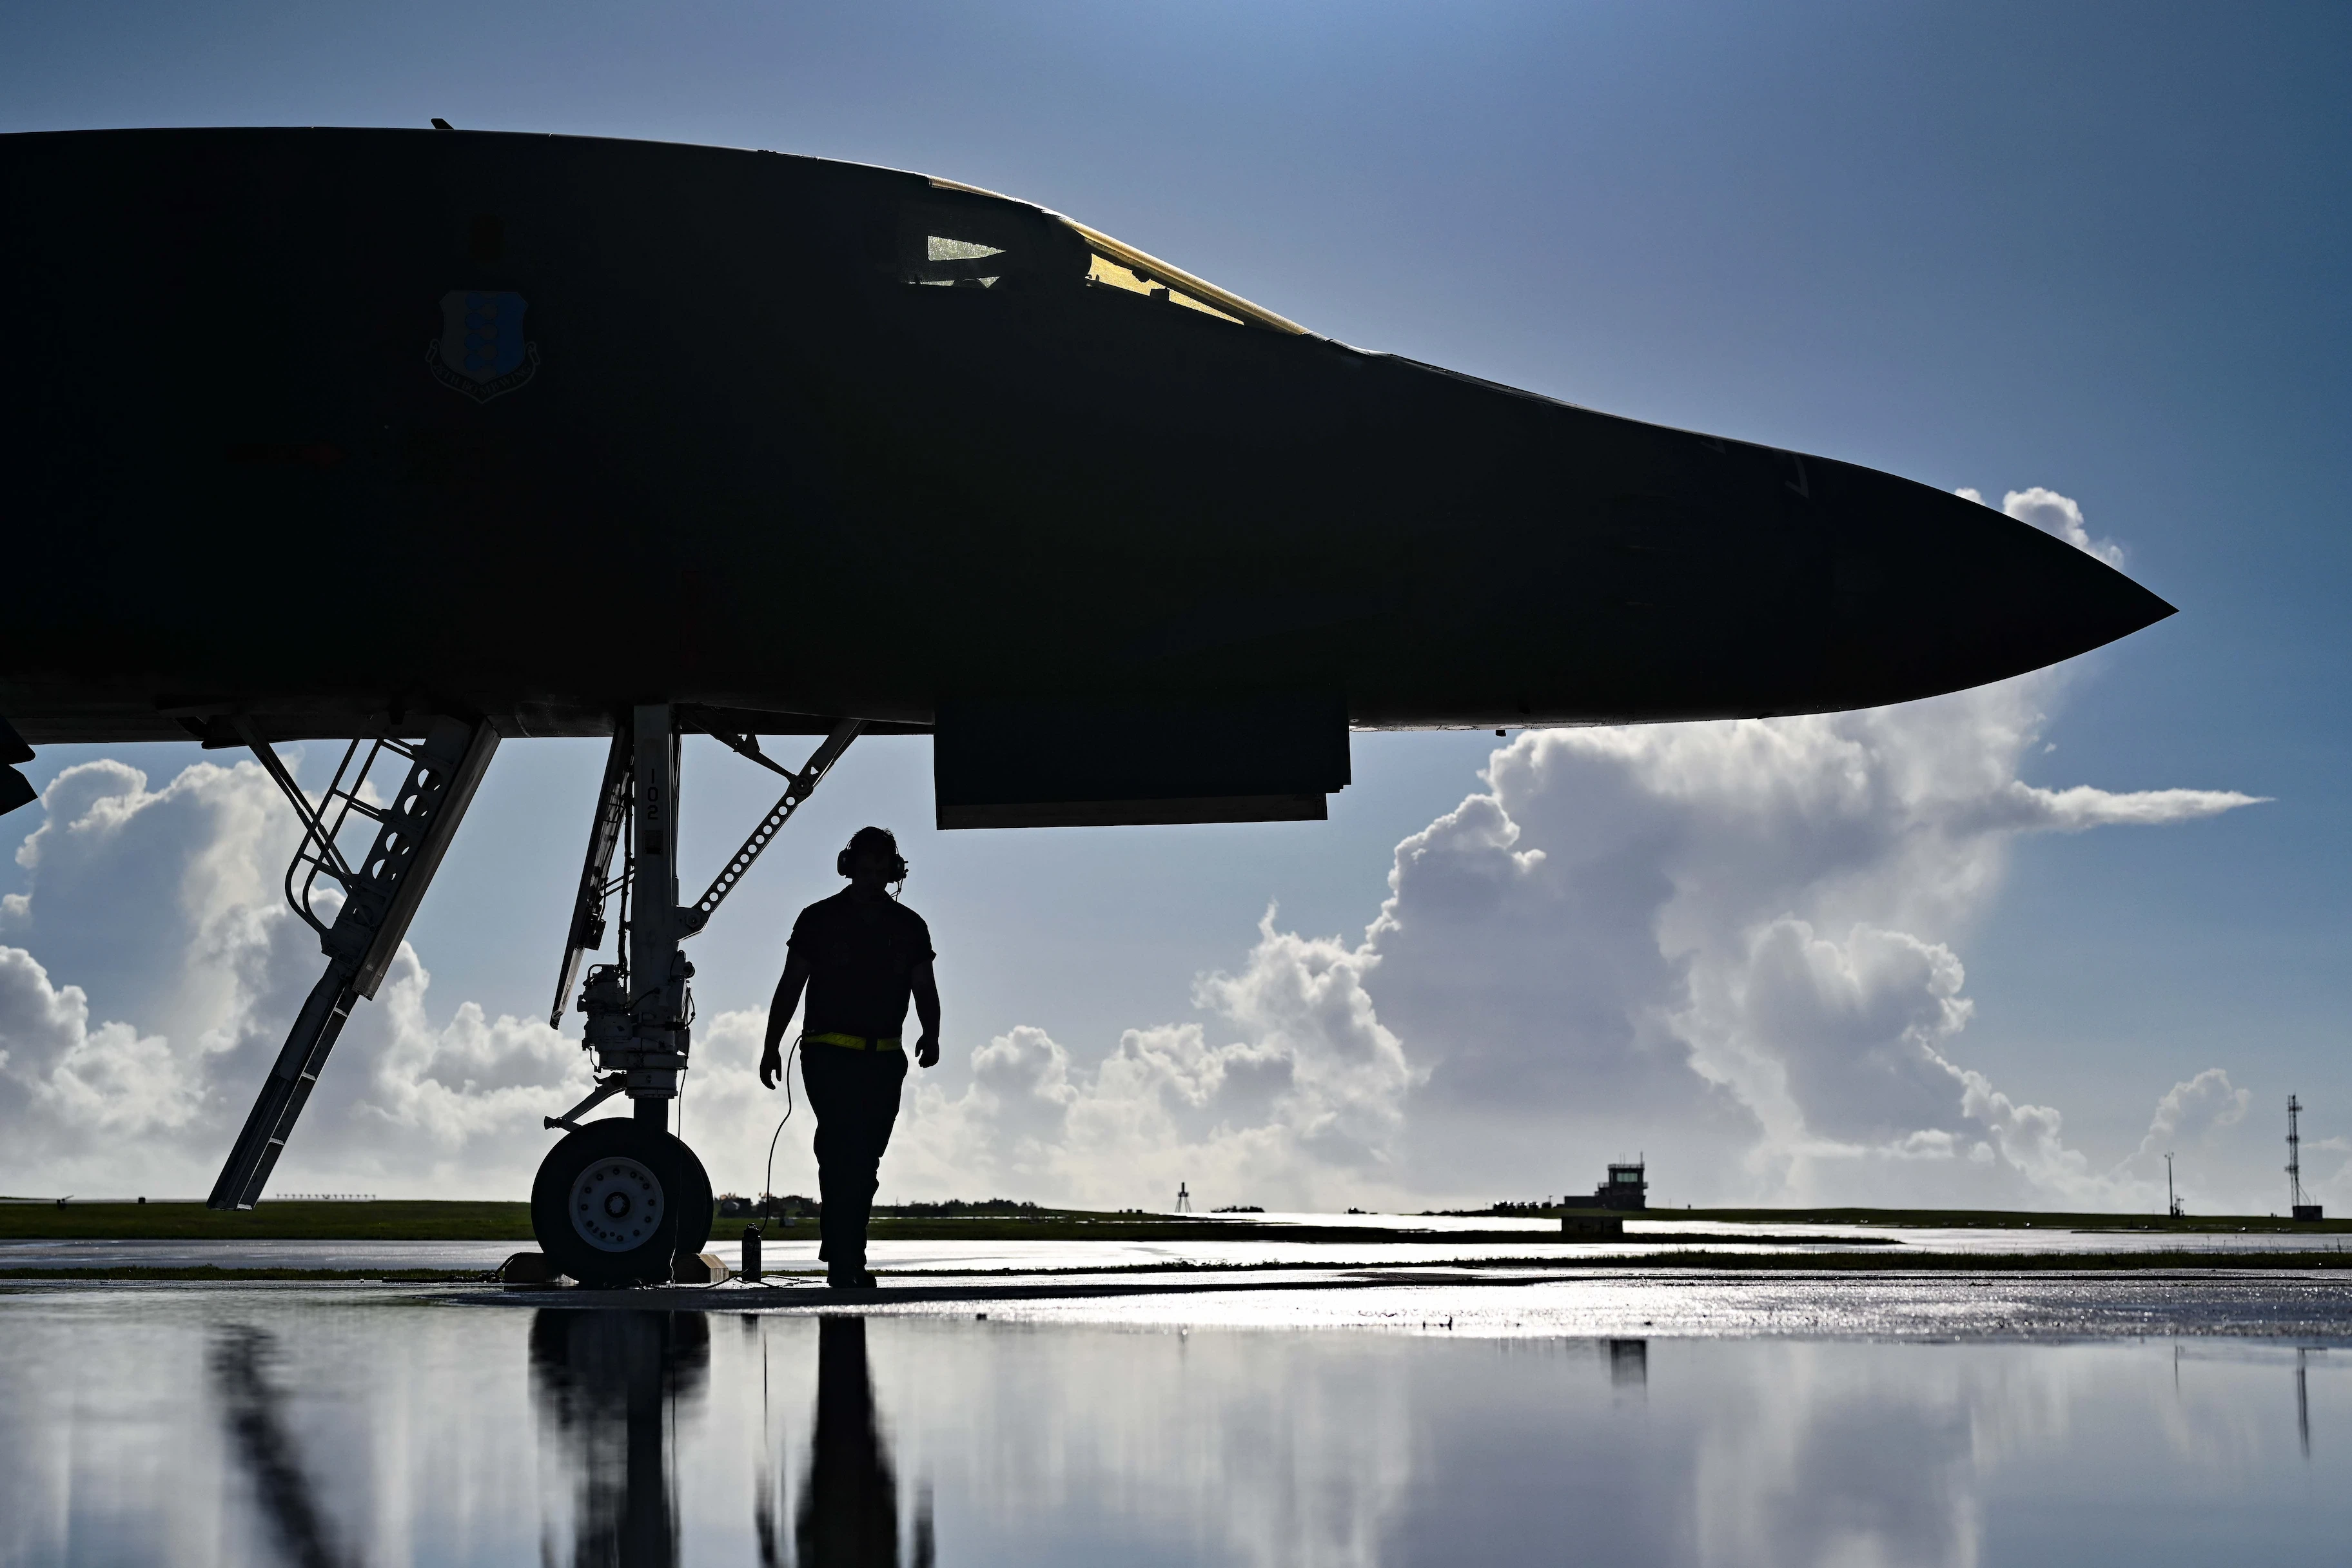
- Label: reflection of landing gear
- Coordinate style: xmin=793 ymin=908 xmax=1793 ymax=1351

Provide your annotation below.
xmin=531 ymin=1118 xmax=714 ymax=1286
xmin=531 ymin=702 xmax=859 ymax=1281
xmin=531 ymin=1308 xmax=710 ymax=1566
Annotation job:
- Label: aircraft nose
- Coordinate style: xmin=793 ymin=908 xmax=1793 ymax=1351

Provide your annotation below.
xmin=1810 ymin=464 xmax=2175 ymax=707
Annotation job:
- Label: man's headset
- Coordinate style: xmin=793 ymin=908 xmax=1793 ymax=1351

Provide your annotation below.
xmin=836 ymin=827 xmax=910 ymax=885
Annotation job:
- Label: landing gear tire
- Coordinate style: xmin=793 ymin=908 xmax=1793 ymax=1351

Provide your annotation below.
xmin=665 ymin=1132 xmax=713 ymax=1257
xmin=532 ymin=1118 xmax=704 ymax=1287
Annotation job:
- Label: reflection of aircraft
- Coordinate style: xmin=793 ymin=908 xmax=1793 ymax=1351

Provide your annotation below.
xmin=211 ymin=1326 xmax=352 ymax=1568
xmin=530 ymin=1308 xmax=710 ymax=1567
xmin=0 ymin=128 xmax=2175 ymax=1279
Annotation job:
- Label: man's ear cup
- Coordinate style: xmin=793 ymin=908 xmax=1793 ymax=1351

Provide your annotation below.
xmin=837 ymin=843 xmax=909 ymax=880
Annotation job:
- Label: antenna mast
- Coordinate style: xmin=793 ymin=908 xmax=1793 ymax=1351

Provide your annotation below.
xmin=2165 ymin=1152 xmax=2182 ymax=1218
xmin=2289 ymin=1095 xmax=2305 ymax=1211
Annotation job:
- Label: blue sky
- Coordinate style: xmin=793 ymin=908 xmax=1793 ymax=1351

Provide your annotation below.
xmin=2 ymin=3 xmax=2346 ymax=1210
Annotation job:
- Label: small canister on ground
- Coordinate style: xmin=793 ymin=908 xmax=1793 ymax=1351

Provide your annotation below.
xmin=741 ymin=1224 xmax=763 ymax=1284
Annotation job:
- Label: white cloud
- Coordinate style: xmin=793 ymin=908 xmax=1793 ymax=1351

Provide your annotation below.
xmin=0 ymin=945 xmax=202 ymax=1152
xmin=1956 ymin=485 xmax=2126 ymax=567
xmin=2122 ymin=1068 xmax=2253 ymax=1170
xmin=890 ymin=914 xmax=1422 ymax=1210
xmin=0 ymin=758 xmax=598 ymax=1197
xmin=1348 ymin=520 xmax=2260 ymax=1205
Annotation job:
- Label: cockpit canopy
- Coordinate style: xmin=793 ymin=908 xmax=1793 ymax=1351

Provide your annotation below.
xmin=901 ymin=177 xmax=1307 ymax=335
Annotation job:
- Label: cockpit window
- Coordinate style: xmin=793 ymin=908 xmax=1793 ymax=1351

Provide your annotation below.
xmin=900 ymin=203 xmax=1037 ymax=288
xmin=919 ymin=235 xmax=1007 ymax=288
xmin=1084 ymin=252 xmax=1244 ymax=324
xmin=914 ymin=177 xmax=1308 ymax=335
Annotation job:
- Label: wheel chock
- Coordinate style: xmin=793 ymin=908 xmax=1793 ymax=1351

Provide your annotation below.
xmin=672 ymin=1251 xmax=730 ymax=1285
xmin=498 ymin=1251 xmax=571 ymax=1288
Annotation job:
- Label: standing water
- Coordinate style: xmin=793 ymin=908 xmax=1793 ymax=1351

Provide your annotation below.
xmin=1 ymin=1280 xmax=2347 ymax=1565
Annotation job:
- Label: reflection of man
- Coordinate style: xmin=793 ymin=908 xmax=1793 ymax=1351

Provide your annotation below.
xmin=760 ymin=826 xmax=941 ymax=1291
xmin=796 ymin=1317 xmax=912 ymax=1568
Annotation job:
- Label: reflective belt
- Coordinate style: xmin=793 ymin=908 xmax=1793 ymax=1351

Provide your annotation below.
xmin=807 ymin=1032 xmax=903 ymax=1052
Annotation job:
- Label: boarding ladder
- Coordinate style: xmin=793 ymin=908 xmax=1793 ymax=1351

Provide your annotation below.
xmin=207 ymin=717 xmax=499 ymax=1209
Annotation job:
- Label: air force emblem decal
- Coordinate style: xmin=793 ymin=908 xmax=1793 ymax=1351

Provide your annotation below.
xmin=427 ymin=289 xmax=540 ymax=402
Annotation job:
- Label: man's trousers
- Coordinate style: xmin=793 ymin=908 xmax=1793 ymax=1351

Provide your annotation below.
xmin=799 ymin=1042 xmax=908 ymax=1270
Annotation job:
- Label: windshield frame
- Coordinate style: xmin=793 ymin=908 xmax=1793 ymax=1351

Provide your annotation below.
xmin=1055 ymin=217 xmax=1308 ymax=336
xmin=926 ymin=175 xmax=1308 ymax=336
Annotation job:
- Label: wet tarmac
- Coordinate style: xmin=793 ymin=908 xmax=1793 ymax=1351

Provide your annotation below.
xmin=482 ymin=1267 xmax=2352 ymax=1340
xmin=4 ymin=1272 xmax=2351 ymax=1565
xmin=7 ymin=1215 xmax=2340 ymax=1278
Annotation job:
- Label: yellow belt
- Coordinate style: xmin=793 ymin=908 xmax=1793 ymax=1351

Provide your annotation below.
xmin=807 ymin=1032 xmax=903 ymax=1052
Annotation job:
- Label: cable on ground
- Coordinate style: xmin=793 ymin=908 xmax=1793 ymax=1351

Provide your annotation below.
xmin=760 ymin=1034 xmax=801 ymax=1230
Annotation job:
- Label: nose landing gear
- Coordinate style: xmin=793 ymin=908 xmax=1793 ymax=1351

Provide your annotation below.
xmin=530 ymin=704 xmax=857 ymax=1285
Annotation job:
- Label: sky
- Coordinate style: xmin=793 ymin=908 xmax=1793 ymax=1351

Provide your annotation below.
xmin=2 ymin=2 xmax=2347 ymax=1214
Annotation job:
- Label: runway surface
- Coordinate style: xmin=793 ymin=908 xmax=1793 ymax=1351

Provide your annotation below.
xmin=6 ymin=1214 xmax=2339 ymax=1275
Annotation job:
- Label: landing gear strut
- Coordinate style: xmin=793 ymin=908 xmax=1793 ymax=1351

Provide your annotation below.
xmin=532 ymin=703 xmax=858 ymax=1283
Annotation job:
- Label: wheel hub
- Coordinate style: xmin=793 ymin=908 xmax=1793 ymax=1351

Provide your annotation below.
xmin=569 ymin=1157 xmax=666 ymax=1252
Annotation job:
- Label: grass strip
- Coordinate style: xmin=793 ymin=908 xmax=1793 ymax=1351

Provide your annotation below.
xmin=0 ymin=1266 xmax=489 ymax=1282
xmin=1 ymin=1202 xmax=1885 ymax=1246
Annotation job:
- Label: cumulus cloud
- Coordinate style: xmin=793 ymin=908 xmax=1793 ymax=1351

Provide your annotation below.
xmin=1955 ymin=485 xmax=2126 ymax=567
xmin=0 ymin=946 xmax=201 ymax=1157
xmin=0 ymin=757 xmax=595 ymax=1197
xmin=2124 ymin=1068 xmax=2252 ymax=1169
xmin=1348 ymin=624 xmax=2260 ymax=1207
xmin=2069 ymin=1068 xmax=2257 ymax=1212
xmin=890 ymin=914 xmax=1421 ymax=1210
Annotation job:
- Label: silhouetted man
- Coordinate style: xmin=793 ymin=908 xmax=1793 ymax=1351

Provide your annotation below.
xmin=761 ymin=826 xmax=941 ymax=1290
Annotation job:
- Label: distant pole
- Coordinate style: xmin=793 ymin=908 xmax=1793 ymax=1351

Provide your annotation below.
xmin=2289 ymin=1095 xmax=2305 ymax=1211
xmin=1175 ymin=1181 xmax=1191 ymax=1213
xmin=2165 ymin=1152 xmax=2177 ymax=1219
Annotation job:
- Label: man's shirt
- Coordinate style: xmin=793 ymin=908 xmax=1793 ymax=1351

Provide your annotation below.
xmin=789 ymin=889 xmax=934 ymax=1040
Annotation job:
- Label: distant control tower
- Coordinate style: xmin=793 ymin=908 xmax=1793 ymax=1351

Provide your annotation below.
xmin=1560 ymin=1157 xmax=1649 ymax=1211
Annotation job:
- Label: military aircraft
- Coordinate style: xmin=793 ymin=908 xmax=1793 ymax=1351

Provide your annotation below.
xmin=0 ymin=127 xmax=2173 ymax=1284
